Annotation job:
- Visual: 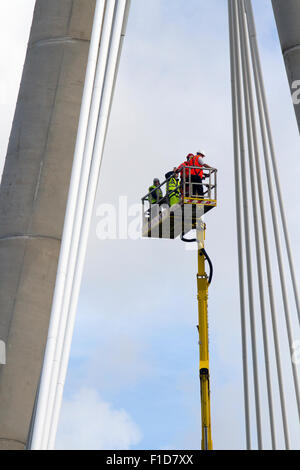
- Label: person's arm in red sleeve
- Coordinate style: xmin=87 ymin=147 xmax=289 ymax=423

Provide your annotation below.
xmin=175 ymin=163 xmax=184 ymax=174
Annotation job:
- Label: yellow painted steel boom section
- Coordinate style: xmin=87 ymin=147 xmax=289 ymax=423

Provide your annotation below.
xmin=197 ymin=228 xmax=213 ymax=450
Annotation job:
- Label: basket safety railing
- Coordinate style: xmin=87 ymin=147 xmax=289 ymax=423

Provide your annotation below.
xmin=141 ymin=167 xmax=217 ymax=223
xmin=182 ymin=166 xmax=217 ymax=201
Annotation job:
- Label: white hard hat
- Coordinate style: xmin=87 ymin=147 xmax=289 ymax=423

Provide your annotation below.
xmin=197 ymin=150 xmax=205 ymax=157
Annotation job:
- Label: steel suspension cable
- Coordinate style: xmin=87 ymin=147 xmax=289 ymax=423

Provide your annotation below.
xmin=228 ymin=0 xmax=253 ymax=449
xmin=244 ymin=0 xmax=300 ymax=421
xmin=232 ymin=0 xmax=263 ymax=449
xmin=228 ymin=0 xmax=251 ymax=449
xmin=40 ymin=0 xmax=118 ymax=449
xmin=239 ymin=0 xmax=290 ymax=449
xmin=47 ymin=0 xmax=129 ymax=449
xmin=237 ymin=0 xmax=276 ymax=449
xmin=29 ymin=0 xmax=107 ymax=449
xmin=244 ymin=0 xmax=300 ymax=327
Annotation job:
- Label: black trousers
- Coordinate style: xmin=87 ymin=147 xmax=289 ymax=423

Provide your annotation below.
xmin=186 ymin=175 xmax=203 ymax=197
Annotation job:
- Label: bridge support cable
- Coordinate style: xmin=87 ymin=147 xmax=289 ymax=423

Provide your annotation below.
xmin=245 ymin=0 xmax=300 ymax=327
xmin=232 ymin=0 xmax=264 ymax=449
xmin=237 ymin=0 xmax=277 ymax=449
xmin=46 ymin=0 xmax=131 ymax=451
xmin=29 ymin=0 xmax=107 ymax=450
xmin=244 ymin=0 xmax=300 ymax=422
xmin=29 ymin=0 xmax=131 ymax=450
xmin=230 ymin=0 xmax=263 ymax=449
xmin=228 ymin=0 xmax=251 ymax=450
xmin=233 ymin=0 xmax=263 ymax=450
xmin=238 ymin=0 xmax=290 ymax=449
xmin=43 ymin=0 xmax=119 ymax=450
xmin=229 ymin=0 xmax=300 ymax=449
xmin=44 ymin=0 xmax=118 ymax=448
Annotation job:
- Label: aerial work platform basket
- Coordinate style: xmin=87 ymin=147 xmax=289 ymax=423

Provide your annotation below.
xmin=142 ymin=167 xmax=217 ymax=240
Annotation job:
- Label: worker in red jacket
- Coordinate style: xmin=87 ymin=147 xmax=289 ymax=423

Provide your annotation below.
xmin=189 ymin=151 xmax=212 ymax=197
xmin=176 ymin=154 xmax=194 ymax=196
xmin=176 ymin=154 xmax=193 ymax=177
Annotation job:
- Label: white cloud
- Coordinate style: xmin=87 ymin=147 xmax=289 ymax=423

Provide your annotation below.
xmin=56 ymin=388 xmax=142 ymax=450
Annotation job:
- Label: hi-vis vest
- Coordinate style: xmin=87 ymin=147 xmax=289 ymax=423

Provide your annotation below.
xmin=189 ymin=155 xmax=204 ymax=178
xmin=167 ymin=177 xmax=180 ymax=206
xmin=149 ymin=185 xmax=162 ymax=203
xmin=168 ymin=177 xmax=180 ymax=194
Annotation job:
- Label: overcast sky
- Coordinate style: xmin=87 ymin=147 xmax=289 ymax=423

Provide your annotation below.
xmin=1 ymin=0 xmax=300 ymax=450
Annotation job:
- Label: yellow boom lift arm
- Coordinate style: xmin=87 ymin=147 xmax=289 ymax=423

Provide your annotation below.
xmin=197 ymin=228 xmax=213 ymax=450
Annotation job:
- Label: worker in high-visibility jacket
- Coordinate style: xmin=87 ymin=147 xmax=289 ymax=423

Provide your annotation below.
xmin=189 ymin=151 xmax=212 ymax=197
xmin=148 ymin=178 xmax=163 ymax=204
xmin=167 ymin=169 xmax=181 ymax=207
